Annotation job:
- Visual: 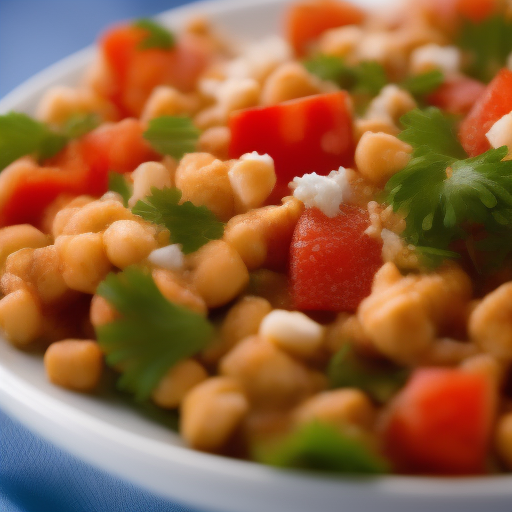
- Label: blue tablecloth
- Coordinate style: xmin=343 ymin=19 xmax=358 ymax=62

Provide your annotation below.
xmin=0 ymin=1 xmax=208 ymax=510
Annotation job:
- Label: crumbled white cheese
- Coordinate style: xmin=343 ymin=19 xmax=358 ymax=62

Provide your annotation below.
xmin=240 ymin=151 xmax=274 ymax=166
xmin=226 ymin=36 xmax=293 ymax=82
xmin=291 ymin=167 xmax=351 ymax=217
xmin=148 ymin=244 xmax=184 ymax=271
xmin=410 ymin=44 xmax=460 ymax=76
xmin=486 ymin=111 xmax=512 ymax=158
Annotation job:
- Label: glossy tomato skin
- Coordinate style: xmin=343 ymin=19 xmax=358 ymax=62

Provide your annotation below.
xmin=285 ymin=0 xmax=365 ymax=56
xmin=459 ymin=69 xmax=512 ymax=157
xmin=229 ymin=92 xmax=355 ymax=204
xmin=290 ymin=206 xmax=382 ymax=312
xmin=382 ymin=368 xmax=496 ymax=475
xmin=427 ymin=76 xmax=486 ymax=116
xmin=0 ymin=119 xmax=156 ymax=228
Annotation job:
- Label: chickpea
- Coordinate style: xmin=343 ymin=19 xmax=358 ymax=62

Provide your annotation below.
xmin=293 ymin=389 xmax=376 ymax=430
xmin=152 ymin=359 xmax=208 ymax=409
xmin=202 ymin=296 xmax=272 ymax=364
xmin=219 ymin=335 xmax=314 ymax=410
xmin=354 ymin=118 xmax=400 ymax=141
xmin=181 ymin=377 xmax=249 ymax=452
xmin=51 ymin=196 xmax=95 ymax=238
xmin=469 ymin=283 xmax=512 ymax=360
xmin=56 ymin=233 xmax=112 ymax=294
xmin=152 ymin=269 xmax=207 ymax=315
xmin=128 ymin=162 xmax=173 ymax=208
xmin=90 ymin=294 xmax=118 ymax=328
xmin=224 ymin=197 xmax=304 ymax=271
xmin=188 ymin=240 xmax=249 ymax=308
xmin=0 ymin=289 xmax=43 ymax=346
xmin=318 ymin=26 xmax=363 ymax=59
xmin=103 ymin=220 xmax=158 ymax=268
xmin=228 ymin=154 xmax=277 ymax=212
xmin=175 ymin=154 xmax=235 ymax=221
xmin=260 ymin=62 xmax=324 ymax=106
xmin=197 ymin=126 xmax=231 ymax=161
xmin=44 ymin=340 xmax=103 ymax=392
xmin=61 ymin=200 xmax=134 ymax=236
xmin=0 ymin=224 xmax=49 ymax=268
xmin=355 ymin=132 xmax=412 ymax=187
xmin=141 ymin=86 xmax=199 ymax=122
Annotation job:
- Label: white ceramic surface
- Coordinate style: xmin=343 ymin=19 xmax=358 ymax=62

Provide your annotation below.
xmin=1 ymin=1 xmax=512 ymax=511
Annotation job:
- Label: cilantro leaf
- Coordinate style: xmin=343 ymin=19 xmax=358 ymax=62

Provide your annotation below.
xmin=62 ymin=113 xmax=100 ymax=139
xmin=132 ymin=187 xmax=224 ymax=254
xmin=108 ymin=172 xmax=132 ymax=207
xmin=398 ymin=107 xmax=466 ymax=159
xmin=0 ymin=112 xmax=67 ymax=171
xmin=328 ymin=345 xmax=409 ymax=404
xmin=400 ymin=70 xmax=444 ymax=99
xmin=458 ymin=14 xmax=512 ymax=83
xmin=387 ymin=108 xmax=512 ymax=255
xmin=304 ymin=55 xmax=387 ymax=97
xmin=133 ymin=18 xmax=175 ymax=50
xmin=255 ymin=422 xmax=389 ymax=474
xmin=143 ymin=116 xmax=200 ymax=160
xmin=96 ymin=267 xmax=213 ymax=401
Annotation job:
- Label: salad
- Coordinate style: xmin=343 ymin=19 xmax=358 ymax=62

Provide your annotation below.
xmin=1 ymin=0 xmax=512 ymax=477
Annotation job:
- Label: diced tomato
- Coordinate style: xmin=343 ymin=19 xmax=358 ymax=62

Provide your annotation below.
xmin=419 ymin=0 xmax=497 ymax=25
xmin=290 ymin=206 xmax=382 ymax=312
xmin=459 ymin=69 xmax=512 ymax=157
xmin=286 ymin=0 xmax=365 ymax=56
xmin=427 ymin=76 xmax=486 ymax=116
xmin=76 ymin=118 xmax=157 ymax=194
xmin=0 ymin=119 xmax=156 ymax=228
xmin=382 ymin=368 xmax=496 ymax=475
xmin=229 ymin=92 xmax=355 ymax=203
xmin=100 ymin=25 xmax=212 ymax=116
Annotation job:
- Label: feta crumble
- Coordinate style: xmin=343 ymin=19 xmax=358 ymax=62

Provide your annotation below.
xmin=291 ymin=167 xmax=351 ymax=218
xmin=148 ymin=244 xmax=185 ymax=271
xmin=486 ymin=111 xmax=512 ymax=159
xmin=410 ymin=44 xmax=460 ymax=76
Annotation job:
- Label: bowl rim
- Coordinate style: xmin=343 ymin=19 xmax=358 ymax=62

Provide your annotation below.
xmin=1 ymin=0 xmax=512 ymax=510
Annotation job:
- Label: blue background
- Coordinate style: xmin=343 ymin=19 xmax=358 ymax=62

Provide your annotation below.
xmin=0 ymin=1 xmax=208 ymax=510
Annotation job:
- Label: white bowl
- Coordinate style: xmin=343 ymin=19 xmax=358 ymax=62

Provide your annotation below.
xmin=1 ymin=0 xmax=512 ymax=511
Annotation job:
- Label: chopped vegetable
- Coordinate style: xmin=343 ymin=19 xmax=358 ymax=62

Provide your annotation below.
xmin=400 ymin=70 xmax=444 ymax=100
xmin=304 ymin=55 xmax=388 ymax=97
xmin=229 ymin=92 xmax=354 ymax=203
xmin=328 ymin=345 xmax=409 ymax=404
xmin=132 ymin=187 xmax=224 ymax=254
xmin=458 ymin=15 xmax=512 ymax=83
xmin=256 ymin=421 xmax=389 ymax=474
xmin=382 ymin=368 xmax=496 ymax=474
xmin=143 ymin=116 xmax=201 ymax=160
xmin=459 ymin=68 xmax=512 ymax=156
xmin=290 ymin=206 xmax=382 ymax=312
xmin=0 ymin=112 xmax=67 ymax=171
xmin=286 ymin=0 xmax=365 ymax=56
xmin=96 ymin=267 xmax=214 ymax=401
xmin=108 ymin=172 xmax=132 ymax=207
xmin=61 ymin=113 xmax=101 ymax=140
xmin=100 ymin=24 xmax=212 ymax=115
xmin=133 ymin=18 xmax=175 ymax=50
xmin=386 ymin=108 xmax=512 ymax=256
xmin=426 ymin=75 xmax=486 ymax=115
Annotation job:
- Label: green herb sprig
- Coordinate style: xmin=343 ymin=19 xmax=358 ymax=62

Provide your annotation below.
xmin=132 ymin=187 xmax=224 ymax=254
xmin=96 ymin=267 xmax=214 ymax=401
xmin=133 ymin=18 xmax=175 ymax=50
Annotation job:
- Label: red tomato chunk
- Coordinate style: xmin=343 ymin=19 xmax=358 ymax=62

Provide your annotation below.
xmin=290 ymin=205 xmax=382 ymax=312
xmin=459 ymin=68 xmax=512 ymax=157
xmin=229 ymin=92 xmax=355 ymax=203
xmin=427 ymin=76 xmax=486 ymax=116
xmin=382 ymin=368 xmax=496 ymax=475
